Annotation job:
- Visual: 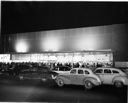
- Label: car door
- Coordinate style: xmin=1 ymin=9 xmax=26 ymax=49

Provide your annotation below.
xmin=94 ymin=68 xmax=104 ymax=82
xmin=111 ymin=69 xmax=120 ymax=80
xmin=103 ymin=69 xmax=113 ymax=84
xmin=76 ymin=69 xmax=85 ymax=85
xmin=68 ymin=69 xmax=78 ymax=84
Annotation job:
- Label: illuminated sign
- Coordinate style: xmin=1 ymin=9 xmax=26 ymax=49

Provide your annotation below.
xmin=0 ymin=54 xmax=10 ymax=62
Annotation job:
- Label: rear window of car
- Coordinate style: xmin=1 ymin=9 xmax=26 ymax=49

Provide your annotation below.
xmin=104 ymin=69 xmax=111 ymax=74
xmin=84 ymin=70 xmax=89 ymax=74
xmin=112 ymin=70 xmax=119 ymax=74
xmin=78 ymin=70 xmax=84 ymax=74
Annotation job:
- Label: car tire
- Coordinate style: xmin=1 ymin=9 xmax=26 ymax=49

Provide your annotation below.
xmin=84 ymin=80 xmax=94 ymax=90
xmin=114 ymin=81 xmax=123 ymax=88
xmin=56 ymin=78 xmax=64 ymax=87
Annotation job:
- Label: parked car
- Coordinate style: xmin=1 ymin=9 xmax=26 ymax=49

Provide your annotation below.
xmin=94 ymin=67 xmax=128 ymax=87
xmin=0 ymin=69 xmax=10 ymax=79
xmin=18 ymin=66 xmax=58 ymax=82
xmin=55 ymin=68 xmax=101 ymax=90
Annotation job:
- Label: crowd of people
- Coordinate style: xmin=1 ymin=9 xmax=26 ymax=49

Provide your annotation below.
xmin=0 ymin=61 xmax=113 ymax=74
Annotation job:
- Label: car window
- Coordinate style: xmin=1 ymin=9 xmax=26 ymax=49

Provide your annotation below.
xmin=112 ymin=70 xmax=119 ymax=74
xmin=59 ymin=67 xmax=65 ymax=71
xmin=95 ymin=69 xmax=103 ymax=74
xmin=54 ymin=67 xmax=58 ymax=71
xmin=104 ymin=69 xmax=111 ymax=74
xmin=65 ymin=67 xmax=71 ymax=71
xmin=84 ymin=70 xmax=89 ymax=74
xmin=78 ymin=70 xmax=84 ymax=74
xmin=70 ymin=69 xmax=76 ymax=74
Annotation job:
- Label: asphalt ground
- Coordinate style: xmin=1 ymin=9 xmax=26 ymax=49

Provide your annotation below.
xmin=0 ymin=78 xmax=127 ymax=103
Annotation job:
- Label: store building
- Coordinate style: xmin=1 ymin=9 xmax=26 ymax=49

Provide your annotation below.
xmin=1 ymin=24 xmax=127 ymax=65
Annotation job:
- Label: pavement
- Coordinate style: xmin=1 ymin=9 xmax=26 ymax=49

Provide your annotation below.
xmin=0 ymin=79 xmax=127 ymax=103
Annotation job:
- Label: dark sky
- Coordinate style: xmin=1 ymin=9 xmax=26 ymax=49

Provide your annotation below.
xmin=2 ymin=2 xmax=128 ymax=34
xmin=1 ymin=2 xmax=128 ymax=61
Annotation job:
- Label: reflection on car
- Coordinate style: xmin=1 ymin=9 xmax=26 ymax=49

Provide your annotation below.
xmin=55 ymin=68 xmax=101 ymax=90
xmin=94 ymin=67 xmax=128 ymax=87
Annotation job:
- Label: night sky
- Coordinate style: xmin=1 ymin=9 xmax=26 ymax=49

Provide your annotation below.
xmin=2 ymin=2 xmax=128 ymax=34
xmin=1 ymin=2 xmax=128 ymax=61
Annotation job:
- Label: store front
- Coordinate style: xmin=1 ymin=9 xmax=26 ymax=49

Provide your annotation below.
xmin=10 ymin=50 xmax=113 ymax=67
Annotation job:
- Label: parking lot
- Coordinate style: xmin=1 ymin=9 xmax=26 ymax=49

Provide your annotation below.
xmin=0 ymin=79 xmax=126 ymax=103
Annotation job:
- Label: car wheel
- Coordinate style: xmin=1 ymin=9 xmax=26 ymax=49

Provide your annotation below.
xmin=56 ymin=78 xmax=64 ymax=87
xmin=84 ymin=80 xmax=94 ymax=90
xmin=114 ymin=81 xmax=123 ymax=88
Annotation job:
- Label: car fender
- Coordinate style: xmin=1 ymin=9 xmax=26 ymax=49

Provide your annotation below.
xmin=112 ymin=76 xmax=125 ymax=85
xmin=83 ymin=77 xmax=100 ymax=86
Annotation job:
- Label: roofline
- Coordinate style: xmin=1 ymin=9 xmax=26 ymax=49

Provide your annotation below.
xmin=7 ymin=50 xmax=113 ymax=55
